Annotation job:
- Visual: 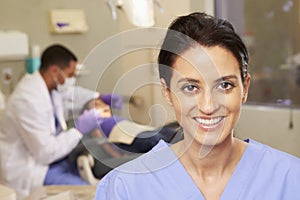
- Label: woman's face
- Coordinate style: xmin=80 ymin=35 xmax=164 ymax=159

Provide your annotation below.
xmin=162 ymin=45 xmax=250 ymax=147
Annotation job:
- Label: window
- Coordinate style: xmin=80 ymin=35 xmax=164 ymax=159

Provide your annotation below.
xmin=216 ymin=0 xmax=300 ymax=107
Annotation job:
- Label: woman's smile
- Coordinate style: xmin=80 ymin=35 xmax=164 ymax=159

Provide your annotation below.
xmin=193 ymin=116 xmax=224 ymax=132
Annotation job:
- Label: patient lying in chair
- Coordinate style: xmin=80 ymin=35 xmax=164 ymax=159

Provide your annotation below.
xmin=68 ymin=98 xmax=182 ymax=181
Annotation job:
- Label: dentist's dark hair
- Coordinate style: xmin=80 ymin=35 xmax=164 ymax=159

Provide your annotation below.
xmin=40 ymin=44 xmax=77 ymax=72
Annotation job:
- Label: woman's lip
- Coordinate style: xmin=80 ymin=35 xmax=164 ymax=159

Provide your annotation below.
xmin=194 ymin=116 xmax=223 ymax=124
xmin=194 ymin=116 xmax=224 ymax=131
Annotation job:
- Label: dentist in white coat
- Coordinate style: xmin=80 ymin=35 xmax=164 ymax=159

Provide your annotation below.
xmin=0 ymin=44 xmax=101 ymax=199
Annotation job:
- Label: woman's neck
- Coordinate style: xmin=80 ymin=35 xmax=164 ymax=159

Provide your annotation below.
xmin=171 ymin=136 xmax=247 ymax=199
xmin=172 ymin=135 xmax=247 ymax=181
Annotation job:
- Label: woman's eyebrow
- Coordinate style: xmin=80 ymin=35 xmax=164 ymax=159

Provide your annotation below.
xmin=177 ymin=75 xmax=238 ymax=84
xmin=214 ymin=75 xmax=238 ymax=83
xmin=177 ymin=78 xmax=200 ymax=84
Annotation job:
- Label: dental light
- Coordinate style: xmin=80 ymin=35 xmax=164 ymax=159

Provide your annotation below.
xmin=106 ymin=0 xmax=163 ymax=27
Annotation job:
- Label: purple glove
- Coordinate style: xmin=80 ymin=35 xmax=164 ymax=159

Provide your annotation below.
xmin=99 ymin=116 xmax=125 ymax=137
xmin=100 ymin=93 xmax=122 ymax=110
xmin=75 ymin=108 xmax=103 ymax=134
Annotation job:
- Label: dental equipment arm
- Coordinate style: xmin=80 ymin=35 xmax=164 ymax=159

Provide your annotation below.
xmin=106 ymin=0 xmax=161 ymax=27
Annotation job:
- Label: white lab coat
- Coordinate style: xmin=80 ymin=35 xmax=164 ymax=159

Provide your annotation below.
xmin=0 ymin=71 xmax=82 ymax=199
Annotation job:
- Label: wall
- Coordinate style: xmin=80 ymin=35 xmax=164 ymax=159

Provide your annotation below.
xmin=124 ymin=0 xmax=215 ymax=125
xmin=116 ymin=1 xmax=192 ymax=125
xmin=236 ymin=105 xmax=300 ymax=157
xmin=0 ymin=0 xmax=119 ymax=95
xmin=0 ymin=0 xmax=213 ymax=125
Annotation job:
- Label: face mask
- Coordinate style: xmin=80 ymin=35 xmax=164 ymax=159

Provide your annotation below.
xmin=57 ymin=77 xmax=76 ymax=93
xmin=54 ymin=70 xmax=76 ymax=93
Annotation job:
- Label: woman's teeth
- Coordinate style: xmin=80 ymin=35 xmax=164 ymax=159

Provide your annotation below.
xmin=195 ymin=117 xmax=223 ymax=125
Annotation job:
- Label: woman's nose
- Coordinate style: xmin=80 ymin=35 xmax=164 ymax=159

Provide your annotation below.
xmin=197 ymin=90 xmax=220 ymax=114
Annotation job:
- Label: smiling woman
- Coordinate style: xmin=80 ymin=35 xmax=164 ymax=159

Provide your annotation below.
xmin=94 ymin=12 xmax=300 ymax=200
xmin=162 ymin=45 xmax=250 ymax=150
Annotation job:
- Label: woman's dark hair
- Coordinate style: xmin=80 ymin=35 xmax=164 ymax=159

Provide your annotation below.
xmin=158 ymin=12 xmax=248 ymax=88
xmin=40 ymin=44 xmax=78 ymax=71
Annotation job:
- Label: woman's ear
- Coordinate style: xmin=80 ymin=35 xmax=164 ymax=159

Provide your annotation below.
xmin=160 ymin=78 xmax=173 ymax=106
xmin=242 ymin=73 xmax=251 ymax=103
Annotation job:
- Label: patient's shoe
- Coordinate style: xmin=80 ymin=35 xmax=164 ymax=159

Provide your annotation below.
xmin=77 ymin=154 xmax=99 ymax=185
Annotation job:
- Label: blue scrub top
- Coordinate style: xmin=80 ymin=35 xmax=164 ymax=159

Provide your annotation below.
xmin=95 ymin=139 xmax=300 ymax=200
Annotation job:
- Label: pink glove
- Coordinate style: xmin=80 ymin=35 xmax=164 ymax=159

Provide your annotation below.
xmin=100 ymin=93 xmax=122 ymax=110
xmin=75 ymin=108 xmax=103 ymax=134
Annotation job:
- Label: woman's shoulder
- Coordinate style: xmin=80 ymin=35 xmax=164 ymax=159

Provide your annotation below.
xmin=247 ymin=138 xmax=300 ymax=171
xmin=240 ymin=139 xmax=300 ymax=199
xmin=95 ymin=140 xmax=181 ymax=199
xmin=98 ymin=139 xmax=179 ymax=181
xmin=110 ymin=140 xmax=175 ymax=175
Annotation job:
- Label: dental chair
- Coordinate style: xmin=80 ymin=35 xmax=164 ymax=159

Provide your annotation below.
xmin=77 ymin=154 xmax=99 ymax=185
xmin=74 ymin=137 xmax=141 ymax=184
xmin=74 ymin=122 xmax=183 ymax=184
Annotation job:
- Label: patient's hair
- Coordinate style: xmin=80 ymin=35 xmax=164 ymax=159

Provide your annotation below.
xmin=158 ymin=12 xmax=248 ymax=88
xmin=81 ymin=98 xmax=111 ymax=113
xmin=40 ymin=44 xmax=78 ymax=71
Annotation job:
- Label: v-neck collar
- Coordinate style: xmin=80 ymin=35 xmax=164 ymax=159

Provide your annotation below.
xmin=156 ymin=139 xmax=264 ymax=199
xmin=142 ymin=140 xmax=205 ymax=199
xmin=220 ymin=139 xmax=263 ymax=199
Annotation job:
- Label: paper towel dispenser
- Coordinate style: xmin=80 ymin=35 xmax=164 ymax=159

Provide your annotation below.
xmin=0 ymin=31 xmax=29 ymax=61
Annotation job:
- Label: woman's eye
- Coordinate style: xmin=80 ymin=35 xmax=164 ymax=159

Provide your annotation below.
xmin=181 ymin=84 xmax=199 ymax=93
xmin=217 ymin=82 xmax=234 ymax=91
